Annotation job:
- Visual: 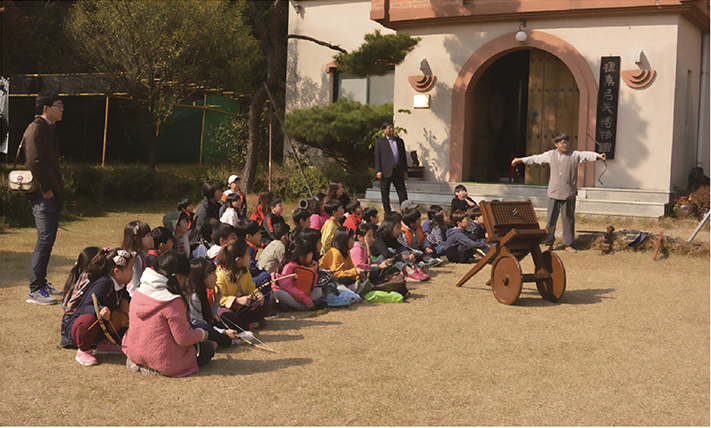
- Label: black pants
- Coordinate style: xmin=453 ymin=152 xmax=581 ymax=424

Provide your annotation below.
xmin=380 ymin=166 xmax=408 ymax=213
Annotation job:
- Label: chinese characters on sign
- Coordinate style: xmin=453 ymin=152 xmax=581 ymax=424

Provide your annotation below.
xmin=595 ymin=56 xmax=620 ymax=159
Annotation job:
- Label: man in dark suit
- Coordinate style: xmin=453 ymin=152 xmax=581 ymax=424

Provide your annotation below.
xmin=374 ymin=122 xmax=409 ymax=213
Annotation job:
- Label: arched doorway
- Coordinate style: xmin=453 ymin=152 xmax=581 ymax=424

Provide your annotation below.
xmin=450 ymin=30 xmax=598 ymax=187
xmin=469 ymin=49 xmax=580 ymax=184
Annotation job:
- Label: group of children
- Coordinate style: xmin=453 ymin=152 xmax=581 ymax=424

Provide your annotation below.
xmin=58 ymin=176 xmax=492 ymax=377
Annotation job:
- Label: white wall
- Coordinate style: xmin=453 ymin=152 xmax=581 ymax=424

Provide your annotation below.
xmin=285 ymin=0 xmax=394 ymax=113
xmin=396 ymin=15 xmax=683 ymax=192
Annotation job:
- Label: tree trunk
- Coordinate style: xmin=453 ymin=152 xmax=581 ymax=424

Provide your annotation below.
xmin=242 ymin=87 xmax=268 ymax=193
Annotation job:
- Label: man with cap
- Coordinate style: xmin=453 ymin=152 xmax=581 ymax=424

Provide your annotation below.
xmin=375 ymin=121 xmax=409 ymax=214
xmin=221 ymin=174 xmax=247 ymax=219
xmin=511 ymin=132 xmax=606 ymax=253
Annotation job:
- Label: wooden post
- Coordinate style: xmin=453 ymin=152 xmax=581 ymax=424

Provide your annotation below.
xmin=199 ymin=93 xmax=207 ymax=165
xmin=268 ymin=101 xmax=273 ymax=191
xmin=101 ymin=95 xmax=109 ymax=167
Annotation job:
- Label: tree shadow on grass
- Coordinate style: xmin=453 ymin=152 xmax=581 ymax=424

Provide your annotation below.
xmin=199 ymin=356 xmax=314 ymax=377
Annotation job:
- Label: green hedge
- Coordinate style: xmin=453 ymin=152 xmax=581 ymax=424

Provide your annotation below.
xmin=1 ymin=161 xmax=374 ymax=230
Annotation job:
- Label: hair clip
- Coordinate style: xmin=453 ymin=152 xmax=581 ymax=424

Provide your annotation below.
xmin=133 ymin=224 xmax=140 ymax=236
xmin=103 ymin=247 xmax=111 ymax=252
xmin=113 ymin=249 xmax=132 ymax=267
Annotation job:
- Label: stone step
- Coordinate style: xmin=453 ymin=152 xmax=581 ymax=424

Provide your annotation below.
xmin=363 ymin=181 xmax=670 ymax=218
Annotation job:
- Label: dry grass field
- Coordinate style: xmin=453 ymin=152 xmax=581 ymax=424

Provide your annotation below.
xmin=1 ymin=201 xmax=709 ymax=426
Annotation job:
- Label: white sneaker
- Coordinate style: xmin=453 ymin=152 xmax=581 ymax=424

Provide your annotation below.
xmin=27 ymin=289 xmax=58 ymax=305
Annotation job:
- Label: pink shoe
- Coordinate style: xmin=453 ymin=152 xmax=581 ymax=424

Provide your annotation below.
xmin=416 ymin=267 xmax=430 ymax=280
xmin=407 ymin=270 xmax=427 ymax=282
xmin=76 ymin=349 xmax=98 ymax=366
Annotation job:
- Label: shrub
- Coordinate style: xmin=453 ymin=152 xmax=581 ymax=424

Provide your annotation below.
xmin=690 ymin=185 xmax=710 ymax=214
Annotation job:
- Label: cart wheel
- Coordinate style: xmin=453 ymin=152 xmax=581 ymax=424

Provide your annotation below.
xmin=491 ymin=253 xmax=523 ymax=305
xmin=536 ymin=251 xmax=566 ymax=302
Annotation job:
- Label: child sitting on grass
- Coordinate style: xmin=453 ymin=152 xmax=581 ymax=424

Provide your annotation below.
xmin=220 ymin=174 xmax=247 ymax=218
xmin=465 ymin=206 xmax=490 ymax=256
xmin=192 ymin=218 xmax=220 ymax=259
xmin=362 ymin=207 xmax=380 ymax=229
xmin=422 ymin=204 xmax=443 ymax=236
xmin=250 ymin=190 xmax=273 ymax=227
xmin=450 ymin=184 xmax=478 ymax=215
xmin=320 ymin=226 xmax=366 ymax=287
xmin=163 ymin=211 xmax=191 ymax=259
xmin=425 ymin=207 xmax=450 ymax=257
xmin=183 ymin=257 xmax=252 ymax=348
xmin=59 ymin=246 xmax=101 ymax=348
xmin=257 ymin=223 xmax=291 ymax=274
xmin=343 ymin=199 xmax=362 ymax=231
xmin=220 ymin=192 xmax=242 ymax=227
xmin=292 ymin=207 xmax=311 ymax=229
xmin=189 ymin=179 xmax=223 ymax=244
xmin=147 ymin=226 xmax=174 ymax=267
xmin=65 ymin=249 xmax=135 ymax=366
xmin=121 ymin=220 xmax=153 ymax=296
xmin=124 ymin=251 xmax=214 ymax=376
xmin=320 ymin=199 xmax=344 ymax=255
xmin=215 ymin=239 xmax=272 ymax=330
xmin=370 ymin=216 xmax=428 ymax=282
xmin=235 ymin=219 xmax=271 ymax=289
xmin=177 ymin=197 xmax=195 ymax=230
xmin=262 ymin=197 xmax=286 ymax=246
xmin=271 ymin=237 xmax=324 ymax=311
xmin=445 ymin=211 xmax=486 ymax=263
xmin=206 ymin=223 xmax=237 ymax=261
xmin=309 ymin=193 xmax=330 ymax=231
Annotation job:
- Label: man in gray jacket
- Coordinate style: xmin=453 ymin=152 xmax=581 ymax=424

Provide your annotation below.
xmin=511 ymin=133 xmax=606 ymax=253
xmin=23 ymin=91 xmax=65 ymax=304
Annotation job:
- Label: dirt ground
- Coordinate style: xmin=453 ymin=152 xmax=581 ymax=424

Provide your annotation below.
xmin=0 ymin=204 xmax=708 ymax=426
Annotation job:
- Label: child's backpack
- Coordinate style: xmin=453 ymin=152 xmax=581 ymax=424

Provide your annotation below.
xmin=59 ymin=272 xmax=92 ymax=348
xmin=61 ymin=272 xmax=92 ymax=315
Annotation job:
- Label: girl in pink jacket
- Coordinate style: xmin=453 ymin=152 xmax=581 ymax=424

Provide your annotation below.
xmin=123 ymin=251 xmax=214 ymax=377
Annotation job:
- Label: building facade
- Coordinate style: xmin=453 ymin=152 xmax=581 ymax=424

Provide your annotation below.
xmin=286 ymin=0 xmax=710 ymax=216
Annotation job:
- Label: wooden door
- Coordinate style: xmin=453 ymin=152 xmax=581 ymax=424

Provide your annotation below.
xmin=525 ymin=50 xmax=580 ymax=184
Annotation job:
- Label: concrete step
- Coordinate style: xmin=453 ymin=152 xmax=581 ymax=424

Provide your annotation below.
xmin=363 ymin=181 xmax=670 ymax=218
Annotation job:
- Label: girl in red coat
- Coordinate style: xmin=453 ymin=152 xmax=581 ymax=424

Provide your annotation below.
xmin=123 ymin=251 xmax=215 ymax=377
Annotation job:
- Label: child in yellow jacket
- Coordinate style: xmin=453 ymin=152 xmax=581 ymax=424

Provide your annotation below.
xmin=320 ymin=226 xmax=365 ymax=285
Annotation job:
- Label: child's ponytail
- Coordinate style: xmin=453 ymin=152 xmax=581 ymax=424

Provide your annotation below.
xmin=63 ymin=246 xmax=101 ymax=297
xmin=184 ymin=258 xmax=216 ymax=322
xmin=153 ymin=251 xmax=191 ymax=299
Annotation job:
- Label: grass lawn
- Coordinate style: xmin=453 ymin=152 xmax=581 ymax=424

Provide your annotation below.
xmin=0 ymin=201 xmax=709 ymax=426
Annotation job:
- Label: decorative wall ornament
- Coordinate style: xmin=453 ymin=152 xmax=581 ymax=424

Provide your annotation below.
xmin=408 ymin=74 xmax=437 ymax=92
xmin=621 ymin=69 xmax=656 ymax=89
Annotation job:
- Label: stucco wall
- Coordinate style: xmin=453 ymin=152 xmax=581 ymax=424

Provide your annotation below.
xmin=396 ymin=15 xmax=685 ymax=192
xmin=285 ymin=0 xmax=394 ymax=114
xmin=670 ymin=17 xmax=703 ymax=192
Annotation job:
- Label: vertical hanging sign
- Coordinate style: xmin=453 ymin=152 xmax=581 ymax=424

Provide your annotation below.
xmin=595 ymin=56 xmax=620 ymax=159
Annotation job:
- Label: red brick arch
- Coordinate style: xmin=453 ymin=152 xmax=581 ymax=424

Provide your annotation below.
xmin=450 ymin=30 xmax=598 ymax=186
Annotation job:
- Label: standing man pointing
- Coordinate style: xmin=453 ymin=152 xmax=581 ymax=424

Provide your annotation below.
xmin=23 ymin=91 xmax=66 ymax=305
xmin=512 ymin=133 xmax=605 ymax=253
xmin=374 ymin=122 xmax=408 ymax=213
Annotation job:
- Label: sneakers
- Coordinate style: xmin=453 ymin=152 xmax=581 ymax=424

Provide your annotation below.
xmin=76 ymin=349 xmax=98 ymax=366
xmin=26 ymin=288 xmax=58 ymax=305
xmin=126 ymin=357 xmax=162 ymax=375
xmin=407 ymin=268 xmax=429 ymax=282
xmin=423 ymin=257 xmax=443 ymax=268
xmin=43 ymin=283 xmax=62 ymax=296
xmin=565 ymin=246 xmax=578 ymax=253
xmin=95 ymin=338 xmax=123 ymax=355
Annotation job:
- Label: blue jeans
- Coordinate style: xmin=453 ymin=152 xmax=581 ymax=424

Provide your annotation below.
xmin=29 ymin=197 xmax=62 ymax=292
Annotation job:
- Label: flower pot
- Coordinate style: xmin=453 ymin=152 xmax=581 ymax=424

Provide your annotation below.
xmin=676 ymin=203 xmax=698 ymax=219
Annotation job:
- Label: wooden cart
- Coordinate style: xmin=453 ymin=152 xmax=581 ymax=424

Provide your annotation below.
xmin=455 ymin=200 xmax=566 ymax=305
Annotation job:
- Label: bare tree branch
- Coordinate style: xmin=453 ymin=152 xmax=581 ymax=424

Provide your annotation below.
xmin=286 ymin=34 xmax=347 ymax=53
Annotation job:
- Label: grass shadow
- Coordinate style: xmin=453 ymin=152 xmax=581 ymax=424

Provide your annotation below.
xmin=198 ymin=356 xmax=314 ymax=377
xmin=0 ymin=250 xmax=78 ymax=288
